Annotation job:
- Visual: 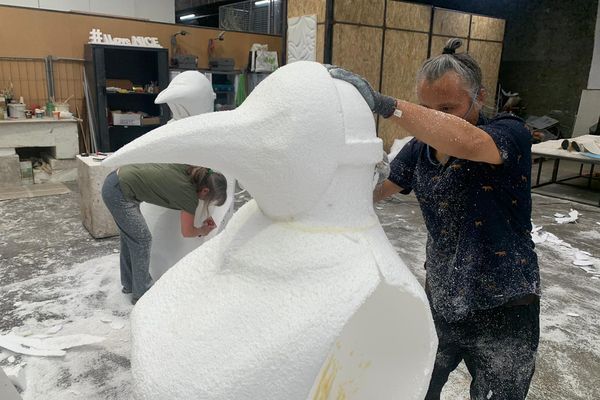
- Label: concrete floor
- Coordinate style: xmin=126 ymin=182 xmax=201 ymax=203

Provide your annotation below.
xmin=1 ymin=180 xmax=599 ymax=399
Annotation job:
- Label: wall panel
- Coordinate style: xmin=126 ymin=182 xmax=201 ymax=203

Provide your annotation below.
xmin=468 ymin=40 xmax=503 ymax=108
xmin=316 ymin=24 xmax=325 ymax=63
xmin=332 ymin=24 xmax=383 ymax=90
xmin=287 ymin=0 xmax=326 ymax=23
xmin=432 ymin=8 xmax=470 ymax=38
xmin=334 ymin=0 xmax=385 ymax=26
xmin=386 ymin=0 xmax=430 ymax=32
xmin=379 ymin=30 xmax=429 ymax=150
xmin=470 ymin=15 xmax=505 ymax=41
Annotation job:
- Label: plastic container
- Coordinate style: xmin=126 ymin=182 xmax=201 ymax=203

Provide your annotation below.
xmin=8 ymin=103 xmax=26 ymax=119
xmin=55 ymin=103 xmax=70 ymax=113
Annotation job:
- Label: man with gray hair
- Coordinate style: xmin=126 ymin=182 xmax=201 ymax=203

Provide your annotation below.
xmin=328 ymin=38 xmax=540 ymax=400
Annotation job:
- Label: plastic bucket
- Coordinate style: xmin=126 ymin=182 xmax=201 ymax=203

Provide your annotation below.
xmin=8 ymin=103 xmax=26 ymax=119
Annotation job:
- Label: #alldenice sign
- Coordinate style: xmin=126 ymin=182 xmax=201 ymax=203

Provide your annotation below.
xmin=88 ymin=28 xmax=162 ymax=48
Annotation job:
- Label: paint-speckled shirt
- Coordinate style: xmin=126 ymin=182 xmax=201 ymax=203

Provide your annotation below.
xmin=389 ymin=113 xmax=540 ymax=322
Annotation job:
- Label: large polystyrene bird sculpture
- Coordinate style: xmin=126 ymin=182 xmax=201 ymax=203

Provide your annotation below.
xmin=103 ymin=61 xmax=437 ymax=400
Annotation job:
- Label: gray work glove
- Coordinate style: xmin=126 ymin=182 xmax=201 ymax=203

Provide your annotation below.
xmin=325 ymin=65 xmax=397 ymax=118
xmin=375 ymin=151 xmax=390 ymax=185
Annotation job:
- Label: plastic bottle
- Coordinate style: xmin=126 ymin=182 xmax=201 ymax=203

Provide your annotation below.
xmin=46 ymin=100 xmax=55 ymax=117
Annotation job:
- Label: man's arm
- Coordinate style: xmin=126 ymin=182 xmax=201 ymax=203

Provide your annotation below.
xmin=326 ymin=66 xmax=502 ymax=165
xmin=374 ymin=180 xmax=403 ymax=203
xmin=393 ymin=100 xmax=502 ymax=165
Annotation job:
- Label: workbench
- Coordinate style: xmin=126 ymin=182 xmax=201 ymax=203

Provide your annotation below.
xmin=0 ymin=118 xmax=78 ymax=159
xmin=532 ymin=135 xmax=600 ymax=206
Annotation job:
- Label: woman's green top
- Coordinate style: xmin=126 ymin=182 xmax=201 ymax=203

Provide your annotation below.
xmin=118 ymin=163 xmax=199 ymax=215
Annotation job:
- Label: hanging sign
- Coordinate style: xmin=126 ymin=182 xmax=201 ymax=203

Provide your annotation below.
xmin=88 ymin=28 xmax=163 ymax=48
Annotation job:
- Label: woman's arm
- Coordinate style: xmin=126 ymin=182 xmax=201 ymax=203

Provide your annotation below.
xmin=393 ymin=100 xmax=502 ymax=165
xmin=180 ymin=212 xmax=217 ymax=237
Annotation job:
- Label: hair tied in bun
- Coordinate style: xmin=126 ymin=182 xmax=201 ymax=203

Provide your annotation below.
xmin=442 ymin=47 xmax=455 ymax=55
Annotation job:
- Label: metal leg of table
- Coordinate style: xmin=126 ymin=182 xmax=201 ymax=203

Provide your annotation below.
xmin=535 ymin=158 xmax=543 ymax=186
xmin=551 ymin=158 xmax=560 ymax=183
xmin=589 ymin=164 xmax=595 ymax=189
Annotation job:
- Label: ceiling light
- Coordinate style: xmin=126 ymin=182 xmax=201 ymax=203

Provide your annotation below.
xmin=179 ymin=14 xmax=196 ymax=21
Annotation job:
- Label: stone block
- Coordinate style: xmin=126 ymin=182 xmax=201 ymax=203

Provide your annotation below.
xmin=41 ymin=153 xmax=78 ymax=170
xmin=33 ymin=167 xmax=77 ymax=184
xmin=0 ymin=154 xmax=21 ymax=186
xmin=0 ymin=147 xmax=15 ymax=156
xmin=77 ymin=155 xmax=118 ymax=238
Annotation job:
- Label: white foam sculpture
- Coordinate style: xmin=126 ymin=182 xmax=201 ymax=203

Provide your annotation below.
xmin=103 ymin=61 xmax=438 ymax=400
xmin=141 ymin=71 xmax=235 ymax=280
xmin=155 ymin=70 xmax=216 ymax=120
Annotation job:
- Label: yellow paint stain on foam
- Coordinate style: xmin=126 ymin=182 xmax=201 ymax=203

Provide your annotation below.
xmin=312 ymin=341 xmax=373 ymax=399
xmin=359 ymin=361 xmax=372 ymax=369
xmin=312 ymin=356 xmax=345 ymax=400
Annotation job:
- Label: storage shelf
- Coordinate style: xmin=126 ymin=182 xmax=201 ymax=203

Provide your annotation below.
xmin=85 ymin=44 xmax=169 ymax=151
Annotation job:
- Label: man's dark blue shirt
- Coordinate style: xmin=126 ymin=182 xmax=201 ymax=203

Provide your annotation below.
xmin=389 ymin=113 xmax=540 ymax=322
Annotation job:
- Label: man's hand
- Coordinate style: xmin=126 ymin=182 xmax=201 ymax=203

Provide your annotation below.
xmin=325 ymin=65 xmax=397 ymax=118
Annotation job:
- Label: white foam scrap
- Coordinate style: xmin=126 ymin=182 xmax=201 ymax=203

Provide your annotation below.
xmin=102 ymin=61 xmax=438 ymax=400
xmin=566 ymin=312 xmax=580 ymax=317
xmin=46 ymin=325 xmax=63 ymax=335
xmin=100 ymin=317 xmax=112 ymax=323
xmin=532 ymin=225 xmax=599 ymax=276
xmin=579 ymin=266 xmax=599 ymax=274
xmin=4 ymin=364 xmax=27 ymax=392
xmin=0 ymin=334 xmax=104 ymax=357
xmin=7 ymin=355 xmax=16 ymax=363
xmin=555 ymin=209 xmax=579 ymax=224
xmin=30 ymin=334 xmax=52 ymax=339
xmin=0 ymin=335 xmax=65 ymax=357
xmin=487 ymin=390 xmax=494 ymax=399
xmin=554 ymin=213 xmax=565 ymax=218
xmin=110 ymin=321 xmax=125 ymax=330
xmin=573 ymin=259 xmax=595 ymax=266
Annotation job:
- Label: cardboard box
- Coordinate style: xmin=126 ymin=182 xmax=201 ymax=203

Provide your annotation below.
xmin=111 ymin=111 xmax=142 ymax=126
xmin=141 ymin=116 xmax=161 ymax=126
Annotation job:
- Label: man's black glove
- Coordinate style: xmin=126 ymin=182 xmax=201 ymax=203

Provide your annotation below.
xmin=325 ymin=65 xmax=397 ymax=118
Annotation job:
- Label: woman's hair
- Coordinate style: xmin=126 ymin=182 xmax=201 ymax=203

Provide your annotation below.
xmin=417 ymin=38 xmax=483 ymax=100
xmin=186 ymin=166 xmax=228 ymax=213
